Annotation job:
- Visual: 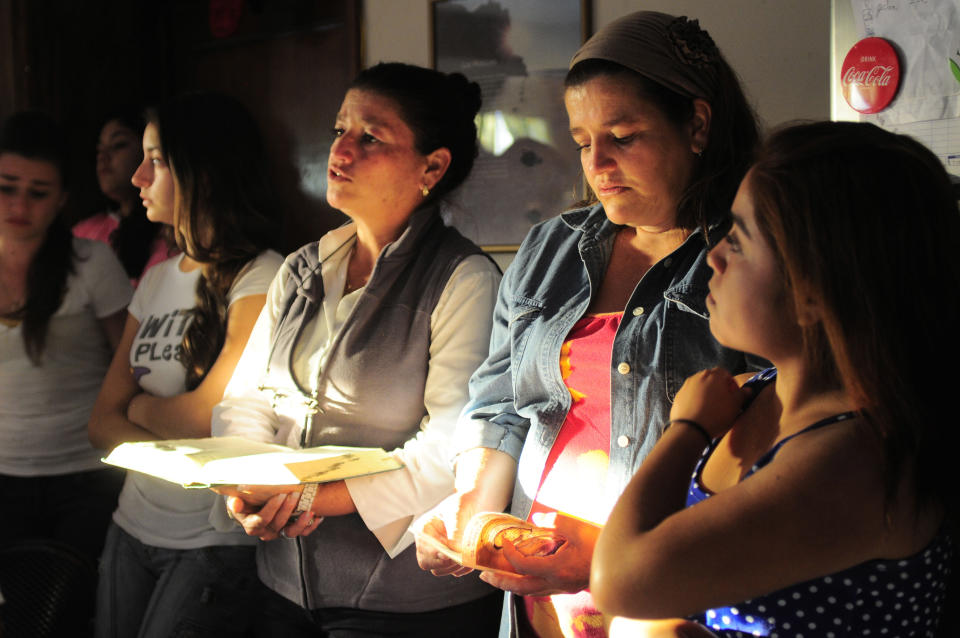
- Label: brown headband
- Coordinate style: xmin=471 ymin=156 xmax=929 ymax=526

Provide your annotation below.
xmin=570 ymin=11 xmax=720 ymax=102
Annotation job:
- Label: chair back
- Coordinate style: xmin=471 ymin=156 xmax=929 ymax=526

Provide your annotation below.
xmin=0 ymin=539 xmax=97 ymax=638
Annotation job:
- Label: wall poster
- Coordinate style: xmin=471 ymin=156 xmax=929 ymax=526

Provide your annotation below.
xmin=432 ymin=0 xmax=592 ymax=251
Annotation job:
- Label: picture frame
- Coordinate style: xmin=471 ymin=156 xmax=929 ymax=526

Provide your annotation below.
xmin=431 ymin=0 xmax=592 ymax=252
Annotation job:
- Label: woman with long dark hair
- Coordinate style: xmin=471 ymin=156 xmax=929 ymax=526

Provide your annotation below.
xmin=0 ymin=110 xmax=132 ymax=630
xmin=89 ymin=92 xmax=283 ymax=637
xmin=74 ymin=108 xmax=174 ymax=285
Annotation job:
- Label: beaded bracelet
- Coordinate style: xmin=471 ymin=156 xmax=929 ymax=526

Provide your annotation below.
xmin=664 ymin=418 xmax=712 ymax=446
xmin=295 ymin=482 xmax=318 ymax=514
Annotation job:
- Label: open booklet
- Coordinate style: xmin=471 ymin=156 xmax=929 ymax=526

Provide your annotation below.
xmin=102 ymin=436 xmax=404 ymax=488
xmin=413 ymin=510 xmax=602 ymax=576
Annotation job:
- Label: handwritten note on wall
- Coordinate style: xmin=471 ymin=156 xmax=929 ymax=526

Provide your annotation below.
xmin=850 ymin=0 xmax=960 ymax=173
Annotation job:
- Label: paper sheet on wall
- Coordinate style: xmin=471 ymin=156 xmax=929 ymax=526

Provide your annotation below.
xmin=850 ymin=0 xmax=960 ymax=125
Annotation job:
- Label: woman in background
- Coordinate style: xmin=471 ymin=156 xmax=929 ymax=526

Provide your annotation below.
xmin=74 ymin=109 xmax=173 ymax=285
xmin=212 ymin=62 xmax=503 ymax=637
xmin=593 ymin=121 xmax=957 ymax=637
xmin=0 ymin=111 xmax=132 ymax=632
xmin=89 ymin=92 xmax=283 ymax=638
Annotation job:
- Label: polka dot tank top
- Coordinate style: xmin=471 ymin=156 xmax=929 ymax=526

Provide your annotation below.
xmin=685 ymin=368 xmax=953 ymax=637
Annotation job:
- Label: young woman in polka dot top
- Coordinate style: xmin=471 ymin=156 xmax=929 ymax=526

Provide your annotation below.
xmin=590 ymin=121 xmax=957 ymax=638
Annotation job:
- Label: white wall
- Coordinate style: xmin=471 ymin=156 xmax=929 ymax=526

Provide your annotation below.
xmin=362 ymin=0 xmax=832 ymax=129
xmin=830 ymin=0 xmax=861 ymax=121
xmin=363 ymin=0 xmax=433 ymax=68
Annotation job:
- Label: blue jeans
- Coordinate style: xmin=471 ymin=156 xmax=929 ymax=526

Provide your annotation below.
xmin=95 ymin=524 xmax=258 ymax=638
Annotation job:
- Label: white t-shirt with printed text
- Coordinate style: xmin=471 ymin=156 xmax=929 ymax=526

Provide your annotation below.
xmin=0 ymin=238 xmax=132 ymax=476
xmin=113 ymin=250 xmax=283 ymax=549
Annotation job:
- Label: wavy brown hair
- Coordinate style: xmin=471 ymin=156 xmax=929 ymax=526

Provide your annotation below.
xmin=748 ymin=121 xmax=960 ymax=515
xmin=149 ymin=92 xmax=280 ymax=390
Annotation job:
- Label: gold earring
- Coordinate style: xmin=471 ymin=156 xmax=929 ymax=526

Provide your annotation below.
xmin=421 ymin=185 xmax=430 ymax=197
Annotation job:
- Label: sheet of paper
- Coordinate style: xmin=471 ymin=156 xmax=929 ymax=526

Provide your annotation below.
xmin=102 ymin=437 xmax=403 ymax=487
xmin=850 ymin=0 xmax=960 ymax=124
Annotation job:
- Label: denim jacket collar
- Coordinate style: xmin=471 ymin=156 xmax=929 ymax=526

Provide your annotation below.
xmin=560 ymin=203 xmax=612 ymax=236
xmin=560 ymin=203 xmax=727 ymax=320
xmin=559 ymin=202 xmax=726 ymax=243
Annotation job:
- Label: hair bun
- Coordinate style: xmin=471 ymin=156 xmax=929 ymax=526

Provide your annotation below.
xmin=349 ymin=62 xmax=483 ymax=199
xmin=446 ymin=72 xmax=482 ymax=119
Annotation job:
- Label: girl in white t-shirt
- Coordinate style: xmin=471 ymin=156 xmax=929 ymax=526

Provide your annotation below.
xmin=89 ymin=93 xmax=283 ymax=638
xmin=0 ymin=111 xmax=132 ymax=633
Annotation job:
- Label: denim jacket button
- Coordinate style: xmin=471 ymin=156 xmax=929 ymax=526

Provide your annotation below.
xmin=663 ymin=257 xmax=673 ymax=269
xmin=617 ymin=435 xmax=630 ymax=448
xmin=617 ymin=362 xmax=631 ymax=375
xmin=632 ymin=306 xmax=645 ymax=317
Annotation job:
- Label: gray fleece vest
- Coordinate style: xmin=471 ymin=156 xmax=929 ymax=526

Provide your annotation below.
xmin=256 ymin=207 xmax=496 ymax=612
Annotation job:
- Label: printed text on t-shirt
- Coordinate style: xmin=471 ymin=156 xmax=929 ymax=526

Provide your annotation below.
xmin=134 ymin=308 xmax=192 ymax=362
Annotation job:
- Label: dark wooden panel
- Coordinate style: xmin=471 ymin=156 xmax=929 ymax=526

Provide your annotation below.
xmin=0 ymin=0 xmax=168 ymax=222
xmin=0 ymin=0 xmax=360 ymax=250
xmin=166 ymin=0 xmax=360 ymax=250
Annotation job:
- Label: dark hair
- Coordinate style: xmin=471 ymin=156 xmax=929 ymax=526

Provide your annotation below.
xmin=748 ymin=120 xmax=960 ymax=513
xmin=0 ymin=111 xmax=75 ymax=364
xmin=148 ymin=92 xmax=281 ymax=390
xmin=565 ymin=55 xmax=758 ymax=231
xmin=97 ymin=108 xmax=168 ymax=280
xmin=349 ymin=62 xmax=482 ymax=202
xmin=98 ymin=106 xmax=145 ymax=150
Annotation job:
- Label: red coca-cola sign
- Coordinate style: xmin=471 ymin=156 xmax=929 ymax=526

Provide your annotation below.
xmin=841 ymin=37 xmax=900 ymax=114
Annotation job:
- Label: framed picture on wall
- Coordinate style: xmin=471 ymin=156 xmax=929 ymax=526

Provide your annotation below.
xmin=432 ymin=0 xmax=592 ymax=252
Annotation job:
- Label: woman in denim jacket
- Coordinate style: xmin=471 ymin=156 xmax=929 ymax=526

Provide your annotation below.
xmin=418 ymin=11 xmax=762 ymax=637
